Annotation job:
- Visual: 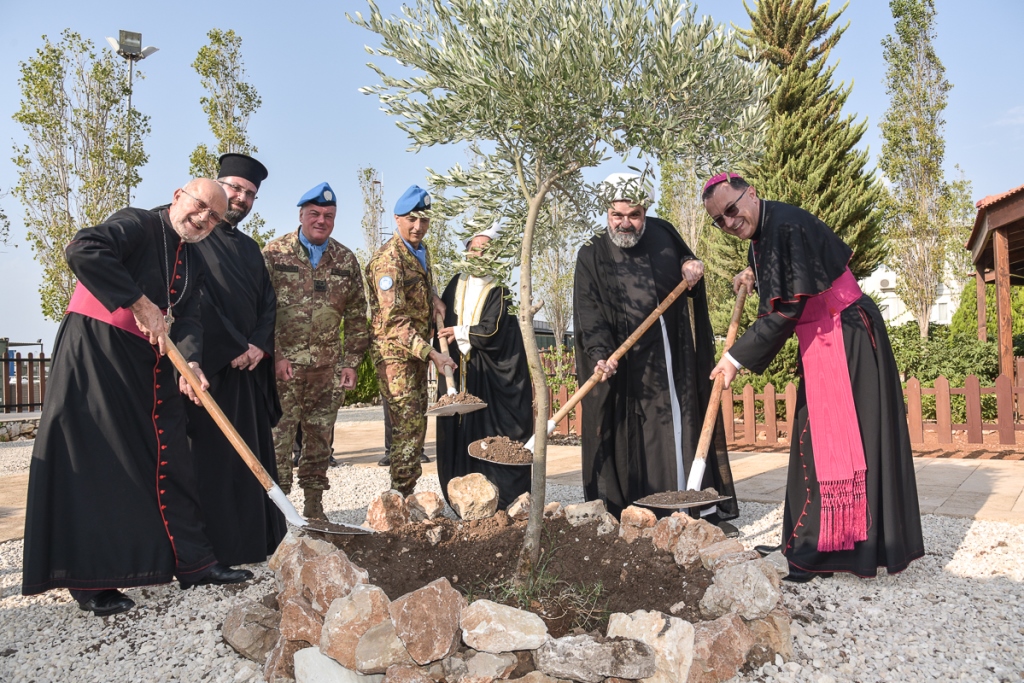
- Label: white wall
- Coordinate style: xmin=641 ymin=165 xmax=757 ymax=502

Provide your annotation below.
xmin=859 ymin=266 xmax=965 ymax=327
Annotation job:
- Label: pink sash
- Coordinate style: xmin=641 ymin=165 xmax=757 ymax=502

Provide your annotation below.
xmin=66 ymin=282 xmax=149 ymax=341
xmin=794 ymin=268 xmax=868 ymax=552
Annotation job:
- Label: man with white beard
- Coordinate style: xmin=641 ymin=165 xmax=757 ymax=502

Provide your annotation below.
xmin=572 ymin=173 xmax=738 ymax=530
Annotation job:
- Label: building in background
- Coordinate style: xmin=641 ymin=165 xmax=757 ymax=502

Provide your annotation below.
xmin=859 ymin=266 xmax=965 ymax=327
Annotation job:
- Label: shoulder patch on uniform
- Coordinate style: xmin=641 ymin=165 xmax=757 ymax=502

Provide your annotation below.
xmin=275 ymin=264 xmax=300 ymax=272
xmin=379 ymin=275 xmax=394 ymax=291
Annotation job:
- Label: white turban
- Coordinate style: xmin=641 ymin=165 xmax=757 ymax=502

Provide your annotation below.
xmin=464 ymin=220 xmax=503 ymax=248
xmin=601 ymin=172 xmax=655 ymax=207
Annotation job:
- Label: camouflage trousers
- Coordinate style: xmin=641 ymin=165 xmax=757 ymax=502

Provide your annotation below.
xmin=375 ymin=358 xmax=428 ymax=496
xmin=273 ymin=364 xmax=342 ymax=492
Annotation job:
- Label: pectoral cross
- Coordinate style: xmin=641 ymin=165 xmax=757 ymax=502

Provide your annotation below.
xmin=164 ymin=309 xmax=174 ymax=331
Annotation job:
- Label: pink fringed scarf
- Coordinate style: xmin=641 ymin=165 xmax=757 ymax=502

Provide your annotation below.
xmin=794 ymin=269 xmax=868 ymax=552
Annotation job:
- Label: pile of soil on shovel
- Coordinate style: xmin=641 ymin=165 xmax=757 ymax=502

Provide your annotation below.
xmin=328 ymin=512 xmax=713 ymax=637
xmin=635 ymin=488 xmax=723 ymax=507
xmin=471 ymin=436 xmax=534 ymax=465
xmin=431 ymin=391 xmax=485 ymax=409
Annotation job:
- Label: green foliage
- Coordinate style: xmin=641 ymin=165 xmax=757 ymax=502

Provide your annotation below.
xmin=343 ymin=351 xmax=380 ymax=406
xmin=351 ymin=0 xmax=772 ymax=573
xmin=422 ymin=188 xmax=463 ymax=294
xmin=949 ymin=281 xmax=1024 ymax=340
xmin=878 ymin=0 xmax=974 ymax=337
xmin=189 ymin=29 xmax=262 ymax=178
xmin=736 ymin=0 xmax=886 ymax=280
xmin=0 ymin=187 xmax=10 ymax=245
xmin=11 ymin=29 xmax=150 ymax=320
xmin=241 ymin=212 xmax=273 ymax=250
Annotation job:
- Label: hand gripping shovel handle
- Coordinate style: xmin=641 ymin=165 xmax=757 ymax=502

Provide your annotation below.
xmin=163 ymin=335 xmax=308 ymax=528
xmin=524 ymin=279 xmax=691 ymax=451
xmin=435 ymin=313 xmax=458 ymax=395
xmin=686 ymin=288 xmax=748 ymax=491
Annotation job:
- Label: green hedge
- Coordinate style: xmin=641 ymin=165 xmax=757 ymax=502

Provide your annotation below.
xmin=343 ymin=352 xmax=381 ymax=406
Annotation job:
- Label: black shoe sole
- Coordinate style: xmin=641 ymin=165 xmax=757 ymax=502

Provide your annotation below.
xmin=783 ymin=570 xmax=833 ymax=583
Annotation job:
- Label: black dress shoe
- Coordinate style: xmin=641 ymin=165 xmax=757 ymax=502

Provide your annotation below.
xmin=783 ymin=565 xmax=834 ymax=583
xmin=180 ymin=564 xmax=254 ymax=589
xmin=78 ymin=589 xmax=135 ymax=617
xmin=378 ymin=455 xmax=391 ymax=467
xmin=420 ymin=453 xmax=431 ymax=464
xmin=755 ymin=544 xmax=781 ymax=557
xmin=716 ymin=521 xmax=739 ymax=538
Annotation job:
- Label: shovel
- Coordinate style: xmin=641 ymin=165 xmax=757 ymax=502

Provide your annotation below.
xmin=684 ymin=288 xmax=748 ymax=492
xmin=164 ymin=335 xmax=371 ymax=535
xmin=469 ymin=278 xmax=692 ymax=456
xmin=425 ymin=313 xmax=487 ymax=417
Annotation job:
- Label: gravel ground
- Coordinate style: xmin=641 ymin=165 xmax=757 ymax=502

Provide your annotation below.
xmin=1 ymin=460 xmax=1022 ymax=682
xmin=0 ymin=441 xmax=31 ymax=476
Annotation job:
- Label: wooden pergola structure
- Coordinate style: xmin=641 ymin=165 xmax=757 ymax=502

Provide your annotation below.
xmin=966 ymin=183 xmax=1024 ymax=380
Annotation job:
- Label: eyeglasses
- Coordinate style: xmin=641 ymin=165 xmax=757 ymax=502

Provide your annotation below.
xmin=180 ymin=189 xmax=223 ymax=226
xmin=709 ymin=189 xmax=746 ymax=229
xmin=218 ymin=179 xmax=257 ymax=201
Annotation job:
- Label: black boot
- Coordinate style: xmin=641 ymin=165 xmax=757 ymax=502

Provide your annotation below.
xmin=180 ymin=564 xmax=254 ymax=589
xmin=77 ymin=589 xmax=135 ymax=617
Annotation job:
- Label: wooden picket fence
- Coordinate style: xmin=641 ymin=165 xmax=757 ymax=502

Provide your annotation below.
xmin=1 ymin=353 xmax=49 ymax=414
xmin=546 ymin=373 xmax=1024 ymax=447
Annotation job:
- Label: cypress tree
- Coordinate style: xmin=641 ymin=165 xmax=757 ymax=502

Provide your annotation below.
xmin=736 ymin=0 xmax=886 ymax=278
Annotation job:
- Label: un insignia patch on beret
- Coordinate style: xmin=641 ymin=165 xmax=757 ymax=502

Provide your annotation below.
xmin=379 ymin=276 xmax=394 ymax=291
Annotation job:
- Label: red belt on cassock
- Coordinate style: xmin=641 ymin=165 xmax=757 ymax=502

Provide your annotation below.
xmin=66 ymin=282 xmax=155 ymax=341
xmin=794 ymin=268 xmax=868 ymax=552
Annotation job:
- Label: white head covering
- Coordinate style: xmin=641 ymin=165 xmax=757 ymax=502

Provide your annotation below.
xmin=601 ymin=172 xmax=655 ymax=207
xmin=464 ymin=220 xmax=503 ymax=248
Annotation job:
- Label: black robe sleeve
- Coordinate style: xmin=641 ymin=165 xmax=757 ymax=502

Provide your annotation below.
xmin=573 ymin=246 xmax=619 ymax=363
xmin=729 ymin=201 xmax=851 ymax=373
xmin=65 ymin=214 xmax=150 ymax=312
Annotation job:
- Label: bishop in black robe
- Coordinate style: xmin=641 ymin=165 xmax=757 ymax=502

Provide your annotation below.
xmin=434 ymin=270 xmax=532 ymax=509
xmin=573 ymin=212 xmax=738 ymax=520
xmin=705 ymin=175 xmax=924 ymax=579
xmin=22 ymin=204 xmax=222 ymax=602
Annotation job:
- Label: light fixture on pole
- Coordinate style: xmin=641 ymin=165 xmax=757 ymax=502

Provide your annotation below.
xmin=105 ymin=30 xmax=158 ymax=206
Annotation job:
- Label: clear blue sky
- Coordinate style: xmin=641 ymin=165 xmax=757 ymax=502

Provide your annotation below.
xmin=1 ymin=0 xmax=1022 ymax=350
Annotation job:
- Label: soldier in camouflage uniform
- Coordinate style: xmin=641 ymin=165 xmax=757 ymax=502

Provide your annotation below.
xmin=263 ymin=182 xmax=369 ymax=519
xmin=366 ymin=185 xmax=456 ymax=496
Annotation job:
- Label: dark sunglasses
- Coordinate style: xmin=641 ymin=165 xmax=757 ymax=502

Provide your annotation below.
xmin=710 ymin=189 xmax=746 ymax=228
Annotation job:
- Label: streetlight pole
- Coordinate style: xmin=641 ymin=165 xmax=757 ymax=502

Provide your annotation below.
xmin=105 ymin=31 xmax=158 ymax=207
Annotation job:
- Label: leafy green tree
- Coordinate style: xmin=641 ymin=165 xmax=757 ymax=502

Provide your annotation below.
xmin=736 ymin=0 xmax=886 ymax=280
xmin=879 ymin=0 xmax=973 ymax=338
xmin=950 ymin=281 xmax=1024 ymax=340
xmin=189 ymin=29 xmax=272 ymax=248
xmin=11 ymin=30 xmax=150 ymax=320
xmin=352 ymin=0 xmax=771 ymax=574
xmin=0 ymin=187 xmax=11 ymax=246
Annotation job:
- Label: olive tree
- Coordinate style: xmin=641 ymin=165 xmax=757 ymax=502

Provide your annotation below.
xmin=351 ymin=0 xmax=770 ymax=575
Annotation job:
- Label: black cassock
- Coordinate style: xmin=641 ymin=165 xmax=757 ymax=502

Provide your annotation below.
xmin=185 ymin=220 xmax=286 ymax=566
xmin=573 ymin=217 xmax=738 ymax=519
xmin=23 ymin=208 xmax=218 ymax=595
xmin=434 ymin=275 xmax=532 ymax=509
xmin=729 ymin=199 xmax=924 ymax=576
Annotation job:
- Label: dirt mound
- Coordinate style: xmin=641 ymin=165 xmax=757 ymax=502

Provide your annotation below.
xmin=431 ymin=391 xmax=485 ymax=408
xmin=635 ymin=488 xmax=723 ymax=507
xmin=323 ymin=513 xmax=712 ymax=637
xmin=470 ymin=436 xmax=534 ymax=465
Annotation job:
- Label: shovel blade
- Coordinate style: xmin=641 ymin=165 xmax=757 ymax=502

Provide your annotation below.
xmin=425 ymin=401 xmax=487 ymax=417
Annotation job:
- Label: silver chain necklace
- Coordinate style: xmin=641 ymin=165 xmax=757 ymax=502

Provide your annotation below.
xmin=158 ymin=211 xmax=189 ymax=329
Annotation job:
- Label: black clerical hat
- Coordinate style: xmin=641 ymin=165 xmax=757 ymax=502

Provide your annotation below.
xmin=218 ymin=153 xmax=269 ymax=190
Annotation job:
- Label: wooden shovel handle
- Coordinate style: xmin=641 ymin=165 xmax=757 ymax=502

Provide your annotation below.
xmin=164 ymin=336 xmax=276 ymax=490
xmin=435 ymin=313 xmax=459 ymax=390
xmin=693 ymin=289 xmax=749 ymax=463
xmin=550 ymin=278 xmax=692 ymax=426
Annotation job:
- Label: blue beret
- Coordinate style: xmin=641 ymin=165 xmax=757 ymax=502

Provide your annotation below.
xmin=394 ymin=185 xmax=431 ymax=216
xmin=297 ymin=182 xmax=336 ymax=207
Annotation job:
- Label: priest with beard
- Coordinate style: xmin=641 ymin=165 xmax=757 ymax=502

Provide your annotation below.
xmin=573 ymin=173 xmax=738 ymax=531
xmin=22 ymin=179 xmax=253 ymax=617
xmin=183 ymin=154 xmax=286 ymax=566
xmin=434 ymin=223 xmax=532 ymax=509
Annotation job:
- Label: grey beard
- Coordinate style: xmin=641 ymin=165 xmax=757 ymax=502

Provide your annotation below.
xmin=225 ymin=208 xmax=249 ymax=226
xmin=607 ymin=222 xmax=645 ymax=248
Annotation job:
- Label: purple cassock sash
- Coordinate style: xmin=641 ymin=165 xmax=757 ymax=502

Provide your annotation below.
xmin=66 ymin=281 xmax=150 ymax=341
xmin=794 ymin=268 xmax=868 ymax=552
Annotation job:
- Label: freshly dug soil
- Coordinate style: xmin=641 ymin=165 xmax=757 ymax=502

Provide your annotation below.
xmin=635 ymin=488 xmax=723 ymax=507
xmin=469 ymin=436 xmax=534 ymax=465
xmin=326 ymin=513 xmax=712 ymax=637
xmin=548 ymin=433 xmax=581 ymax=446
xmin=431 ymin=391 xmax=485 ymax=408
